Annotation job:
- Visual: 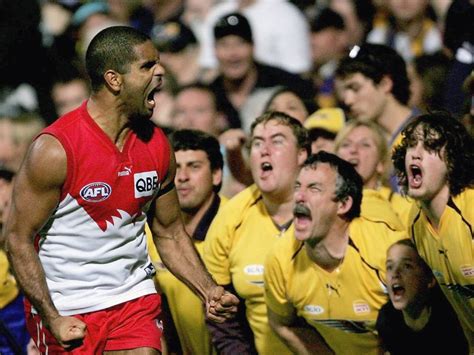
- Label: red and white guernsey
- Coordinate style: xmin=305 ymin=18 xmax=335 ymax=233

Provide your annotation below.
xmin=33 ymin=102 xmax=170 ymax=316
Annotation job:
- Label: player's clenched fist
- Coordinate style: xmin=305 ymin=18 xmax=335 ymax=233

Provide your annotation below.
xmin=206 ymin=285 xmax=239 ymax=323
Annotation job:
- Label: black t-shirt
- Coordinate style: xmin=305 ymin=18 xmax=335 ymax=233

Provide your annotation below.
xmin=210 ymin=62 xmax=315 ymax=128
xmin=376 ymin=286 xmax=468 ymax=355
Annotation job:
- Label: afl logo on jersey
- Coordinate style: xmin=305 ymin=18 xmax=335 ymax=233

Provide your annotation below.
xmin=80 ymin=182 xmax=112 ymax=202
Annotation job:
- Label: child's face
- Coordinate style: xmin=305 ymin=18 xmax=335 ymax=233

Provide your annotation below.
xmin=404 ymin=126 xmax=449 ymax=202
xmin=386 ymin=244 xmax=434 ymax=311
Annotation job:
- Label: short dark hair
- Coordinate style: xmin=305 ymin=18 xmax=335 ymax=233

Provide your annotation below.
xmin=311 ymin=8 xmax=345 ymax=33
xmin=86 ymin=26 xmax=150 ymax=91
xmin=175 ymin=83 xmax=218 ymax=110
xmin=388 ymin=239 xmax=433 ymax=277
xmin=412 ymin=52 xmax=450 ymax=111
xmin=308 ymin=127 xmax=336 ymax=143
xmin=249 ymin=111 xmax=310 ymax=154
xmin=263 ymin=86 xmax=317 ymax=118
xmin=392 ymin=112 xmax=474 ymax=196
xmin=303 ymin=151 xmax=363 ymax=221
xmin=169 ymin=129 xmax=224 ymax=192
xmin=336 ymin=44 xmax=410 ymax=105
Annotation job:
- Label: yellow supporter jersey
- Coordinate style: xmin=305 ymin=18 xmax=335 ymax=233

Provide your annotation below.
xmin=361 ymin=188 xmax=405 ymax=231
xmin=377 ymin=186 xmax=414 ymax=228
xmin=146 ymin=195 xmax=227 ymax=355
xmin=264 ymin=216 xmax=402 ymax=355
xmin=203 ymin=184 xmax=292 ymax=354
xmin=0 ymin=250 xmax=18 ymax=309
xmin=408 ymin=189 xmax=474 ymax=347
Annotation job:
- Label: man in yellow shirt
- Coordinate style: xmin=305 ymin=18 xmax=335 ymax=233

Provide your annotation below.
xmin=392 ymin=112 xmax=474 ymax=347
xmin=265 ymin=152 xmax=400 ymax=354
xmin=204 ymin=111 xmax=309 ymax=354
xmin=0 ymin=168 xmax=30 ymax=353
xmin=147 ymin=129 xmax=225 ymax=354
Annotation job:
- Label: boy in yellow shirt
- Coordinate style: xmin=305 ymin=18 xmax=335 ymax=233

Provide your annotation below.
xmin=392 ymin=112 xmax=474 ymax=347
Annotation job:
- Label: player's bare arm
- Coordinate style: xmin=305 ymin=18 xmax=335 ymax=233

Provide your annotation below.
xmin=150 ymin=148 xmax=238 ymax=323
xmin=268 ymin=307 xmax=334 ymax=355
xmin=4 ymin=134 xmax=86 ymax=348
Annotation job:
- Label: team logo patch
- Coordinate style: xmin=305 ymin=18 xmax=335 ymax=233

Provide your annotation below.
xmin=244 ymin=264 xmax=264 ymax=276
xmin=155 ymin=319 xmax=164 ymax=331
xmin=433 ymin=269 xmax=445 ymax=283
xmin=143 ymin=262 xmax=156 ymax=277
xmin=80 ymin=182 xmax=112 ymax=202
xmin=134 ymin=171 xmax=159 ymax=198
xmin=460 ymin=265 xmax=474 ymax=278
xmin=353 ymin=301 xmax=370 ymax=315
xmin=304 ymin=304 xmax=324 ymax=315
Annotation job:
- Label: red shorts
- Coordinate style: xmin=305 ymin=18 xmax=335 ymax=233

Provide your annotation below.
xmin=26 ymin=294 xmax=162 ymax=354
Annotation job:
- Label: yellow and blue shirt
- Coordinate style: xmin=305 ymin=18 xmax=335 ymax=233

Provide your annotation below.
xmin=409 ymin=189 xmax=474 ymax=347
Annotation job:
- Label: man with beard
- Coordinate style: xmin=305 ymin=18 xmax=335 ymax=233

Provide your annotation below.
xmin=3 ymin=26 xmax=238 ymax=354
xmin=264 ymin=152 xmax=401 ymax=354
xmin=148 ymin=129 xmax=225 ymax=354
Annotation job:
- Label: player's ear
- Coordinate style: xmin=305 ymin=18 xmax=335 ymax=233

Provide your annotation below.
xmin=212 ymin=168 xmax=223 ymax=187
xmin=427 ymin=275 xmax=437 ymax=289
xmin=337 ymin=196 xmax=353 ymax=217
xmin=297 ymin=148 xmax=308 ymax=166
xmin=104 ymin=70 xmax=122 ymax=93
xmin=378 ymin=75 xmax=393 ymax=95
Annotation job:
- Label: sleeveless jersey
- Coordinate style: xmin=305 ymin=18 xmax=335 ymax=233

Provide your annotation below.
xmin=31 ymin=101 xmax=170 ymax=316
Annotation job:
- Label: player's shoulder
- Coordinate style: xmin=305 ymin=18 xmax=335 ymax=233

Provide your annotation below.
xmin=220 ymin=184 xmax=261 ymax=213
xmin=360 ymin=189 xmax=405 ymax=231
xmin=450 ymin=188 xmax=474 ymax=222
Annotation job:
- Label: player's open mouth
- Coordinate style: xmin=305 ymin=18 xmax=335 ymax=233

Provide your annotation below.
xmin=293 ymin=204 xmax=312 ymax=232
xmin=408 ymin=164 xmax=423 ymax=188
xmin=146 ymin=89 xmax=157 ymax=108
xmin=261 ymin=162 xmax=272 ymax=172
xmin=348 ymin=159 xmax=358 ymax=168
xmin=391 ymin=283 xmax=405 ymax=298
xmin=294 ymin=204 xmax=311 ymax=220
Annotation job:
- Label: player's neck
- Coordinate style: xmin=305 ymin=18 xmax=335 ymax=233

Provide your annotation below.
xmin=262 ymin=190 xmax=295 ymax=226
xmin=306 ymin=222 xmax=350 ymax=272
xmin=420 ymin=184 xmax=450 ymax=230
xmin=181 ymin=193 xmax=217 ymax=237
xmin=87 ymin=95 xmax=131 ymax=148
xmin=224 ymin=64 xmax=257 ymax=108
xmin=377 ymin=99 xmax=412 ymax=137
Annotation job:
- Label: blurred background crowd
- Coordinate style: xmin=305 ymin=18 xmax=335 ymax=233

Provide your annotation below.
xmin=1 ymin=0 xmax=472 ymax=156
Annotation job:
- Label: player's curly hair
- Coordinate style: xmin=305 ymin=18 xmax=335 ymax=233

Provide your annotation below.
xmin=392 ymin=112 xmax=474 ymax=196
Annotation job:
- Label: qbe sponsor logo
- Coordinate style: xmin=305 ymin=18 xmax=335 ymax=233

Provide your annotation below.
xmin=134 ymin=171 xmax=159 ymax=198
xmin=80 ymin=182 xmax=112 ymax=202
